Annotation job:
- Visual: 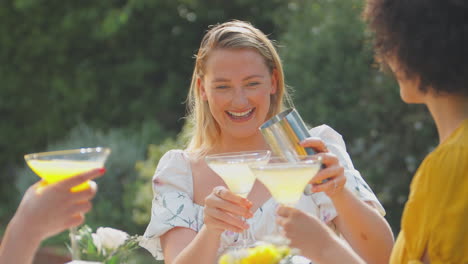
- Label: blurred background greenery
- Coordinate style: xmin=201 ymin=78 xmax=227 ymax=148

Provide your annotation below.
xmin=1 ymin=0 xmax=437 ymax=262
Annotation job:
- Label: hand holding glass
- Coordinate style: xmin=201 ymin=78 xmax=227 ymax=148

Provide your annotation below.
xmin=205 ymin=150 xmax=271 ymax=248
xmin=24 ymin=147 xmax=111 ymax=260
xmin=249 ymin=156 xmax=321 ymax=241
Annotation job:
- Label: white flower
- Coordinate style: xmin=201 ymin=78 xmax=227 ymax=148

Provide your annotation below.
xmin=95 ymin=227 xmax=129 ymax=251
xmin=91 ymin=233 xmax=103 ymax=254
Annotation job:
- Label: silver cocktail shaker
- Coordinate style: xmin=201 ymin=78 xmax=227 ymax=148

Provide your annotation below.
xmin=260 ymin=108 xmax=328 ymax=193
xmin=260 ymin=108 xmax=315 ymax=162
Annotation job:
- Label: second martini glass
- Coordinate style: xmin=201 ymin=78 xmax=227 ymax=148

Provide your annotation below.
xmin=249 ymin=155 xmax=322 ymax=241
xmin=24 ymin=147 xmax=111 ymax=260
xmin=205 ymin=150 xmax=271 ymax=248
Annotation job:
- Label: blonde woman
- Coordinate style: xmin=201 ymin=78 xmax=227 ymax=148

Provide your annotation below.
xmin=141 ymin=20 xmax=393 ymax=264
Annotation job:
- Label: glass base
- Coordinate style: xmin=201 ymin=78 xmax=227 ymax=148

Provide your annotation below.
xmin=230 ymin=216 xmax=257 ymax=249
xmin=231 ymin=236 xmax=257 ymax=249
xmin=258 ymin=234 xmax=291 ymax=246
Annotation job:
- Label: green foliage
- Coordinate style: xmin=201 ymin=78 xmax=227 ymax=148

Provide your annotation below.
xmin=15 ymin=121 xmax=171 ymax=236
xmin=0 ymin=0 xmax=288 ymax=225
xmin=277 ymin=0 xmax=437 ymax=232
xmin=132 ymin=123 xmax=191 ymax=225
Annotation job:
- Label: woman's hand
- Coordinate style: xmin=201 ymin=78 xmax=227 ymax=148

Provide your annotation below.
xmin=300 ymin=138 xmax=346 ymax=197
xmin=310 ymin=152 xmax=346 ymax=197
xmin=277 ymin=205 xmax=330 ymax=252
xmin=277 ymin=205 xmax=365 ymax=264
xmin=12 ymin=168 xmax=106 ymax=242
xmin=203 ymin=186 xmax=253 ymax=236
xmin=299 ymin=137 xmax=329 ymax=153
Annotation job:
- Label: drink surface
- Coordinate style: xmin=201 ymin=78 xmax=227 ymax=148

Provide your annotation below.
xmin=207 ymin=161 xmax=267 ymax=198
xmin=252 ymin=164 xmax=321 ymax=205
xmin=27 ymin=160 xmax=102 ymax=191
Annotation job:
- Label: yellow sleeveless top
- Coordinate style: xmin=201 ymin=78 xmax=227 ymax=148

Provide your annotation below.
xmin=390 ymin=119 xmax=468 ymax=264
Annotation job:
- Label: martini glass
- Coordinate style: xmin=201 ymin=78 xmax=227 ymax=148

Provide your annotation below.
xmin=24 ymin=147 xmax=111 ymax=260
xmin=205 ymin=150 xmax=271 ymax=248
xmin=248 ymin=155 xmax=322 ymax=241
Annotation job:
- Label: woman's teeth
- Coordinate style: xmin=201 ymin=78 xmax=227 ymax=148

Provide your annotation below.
xmin=227 ymin=109 xmax=254 ymax=118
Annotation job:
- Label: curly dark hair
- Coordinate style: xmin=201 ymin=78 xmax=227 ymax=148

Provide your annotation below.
xmin=363 ymin=0 xmax=468 ymax=96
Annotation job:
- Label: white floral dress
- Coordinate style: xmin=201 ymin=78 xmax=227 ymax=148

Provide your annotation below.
xmin=140 ymin=124 xmax=385 ymax=261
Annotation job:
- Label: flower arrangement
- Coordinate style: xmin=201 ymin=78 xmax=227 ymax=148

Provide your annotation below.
xmin=218 ymin=243 xmax=298 ymax=264
xmin=67 ymin=225 xmax=140 ymax=264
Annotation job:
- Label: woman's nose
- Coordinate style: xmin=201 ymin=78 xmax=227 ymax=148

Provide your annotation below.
xmin=231 ymin=88 xmax=248 ymax=107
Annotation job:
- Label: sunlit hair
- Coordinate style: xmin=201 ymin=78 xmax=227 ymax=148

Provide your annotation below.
xmin=185 ymin=20 xmax=292 ymax=157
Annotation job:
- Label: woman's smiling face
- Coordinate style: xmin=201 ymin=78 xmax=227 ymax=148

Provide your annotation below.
xmin=200 ymin=48 xmax=277 ymax=140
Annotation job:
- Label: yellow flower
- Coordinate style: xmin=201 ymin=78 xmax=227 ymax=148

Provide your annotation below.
xmin=219 ymin=253 xmax=240 ymax=264
xmin=219 ymin=244 xmax=291 ymax=264
xmin=241 ymin=245 xmax=282 ymax=264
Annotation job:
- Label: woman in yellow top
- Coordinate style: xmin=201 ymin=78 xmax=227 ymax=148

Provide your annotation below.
xmin=275 ymin=0 xmax=468 ymax=263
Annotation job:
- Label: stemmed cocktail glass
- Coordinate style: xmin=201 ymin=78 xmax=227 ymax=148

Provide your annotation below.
xmin=248 ymin=155 xmax=322 ymax=240
xmin=205 ymin=150 xmax=271 ymax=248
xmin=24 ymin=147 xmax=111 ymax=260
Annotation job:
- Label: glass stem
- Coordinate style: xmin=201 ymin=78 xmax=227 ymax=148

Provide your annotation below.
xmin=240 ymin=217 xmax=248 ymax=248
xmin=70 ymin=227 xmax=80 ymax=260
xmin=240 ymin=216 xmax=255 ymax=248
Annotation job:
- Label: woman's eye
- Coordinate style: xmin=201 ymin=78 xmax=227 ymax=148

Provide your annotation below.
xmin=215 ymin=85 xmax=229 ymax=89
xmin=246 ymin=82 xmax=260 ymax=87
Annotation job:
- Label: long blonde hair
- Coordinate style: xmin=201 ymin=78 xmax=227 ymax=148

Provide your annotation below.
xmin=185 ymin=20 xmax=292 ymax=157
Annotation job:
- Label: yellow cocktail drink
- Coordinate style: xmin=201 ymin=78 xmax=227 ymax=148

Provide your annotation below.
xmin=207 ymin=161 xmax=266 ymax=198
xmin=26 ymin=160 xmax=103 ymax=192
xmin=251 ymin=161 xmax=321 ymax=205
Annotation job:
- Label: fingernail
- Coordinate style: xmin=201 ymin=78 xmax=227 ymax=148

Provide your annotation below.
xmin=88 ymin=180 xmax=97 ymax=190
xmin=98 ymin=168 xmax=106 ymax=174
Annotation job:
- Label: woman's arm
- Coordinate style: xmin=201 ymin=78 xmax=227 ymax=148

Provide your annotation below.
xmin=301 ymin=137 xmax=394 ymax=263
xmin=0 ymin=168 xmax=104 ymax=264
xmin=0 ymin=215 xmax=43 ymax=264
xmin=330 ymin=189 xmax=394 ymax=264
xmin=277 ymin=205 xmax=365 ymax=264
xmin=160 ymin=186 xmax=252 ymax=264
xmin=161 ymin=226 xmax=221 ymax=264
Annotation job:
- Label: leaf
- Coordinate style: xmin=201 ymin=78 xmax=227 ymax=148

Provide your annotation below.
xmin=185 ymin=218 xmax=194 ymax=226
xmin=87 ymin=239 xmax=97 ymax=255
xmin=176 ymin=204 xmax=184 ymax=215
xmin=105 ymin=256 xmax=119 ymax=264
xmin=165 ymin=214 xmax=178 ymax=222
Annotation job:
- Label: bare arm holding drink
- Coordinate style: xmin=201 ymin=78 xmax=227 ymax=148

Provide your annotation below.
xmin=300 ymin=139 xmax=394 ymax=264
xmin=0 ymin=168 xmax=105 ymax=264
